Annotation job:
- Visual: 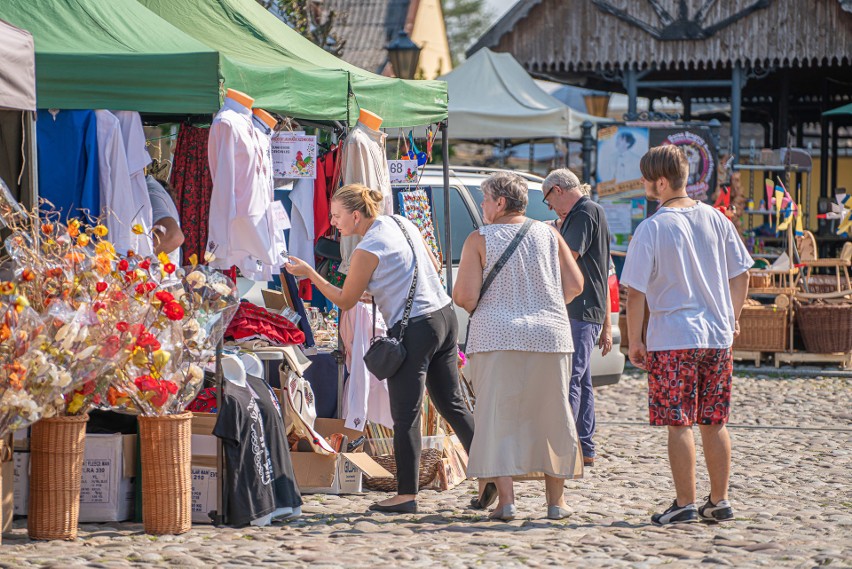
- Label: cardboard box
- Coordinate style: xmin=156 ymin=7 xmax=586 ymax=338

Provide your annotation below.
xmin=191 ymin=456 xmax=218 ymax=524
xmin=78 ymin=434 xmax=136 ymax=523
xmin=1 ymin=435 xmax=13 ymax=534
xmin=292 ymin=419 xmax=391 ymax=494
xmin=13 ymin=451 xmax=28 ymax=516
xmin=191 ymin=413 xmax=219 ymax=524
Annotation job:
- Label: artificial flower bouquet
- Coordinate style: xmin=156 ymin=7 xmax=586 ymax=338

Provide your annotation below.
xmin=0 ymin=178 xmax=239 ymax=426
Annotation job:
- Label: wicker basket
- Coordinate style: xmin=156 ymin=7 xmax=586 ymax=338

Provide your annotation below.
xmin=749 ymin=271 xmax=773 ymax=290
xmin=0 ymin=436 xmax=9 ymax=545
xmin=802 ymin=275 xmax=841 ymax=294
xmin=796 ymin=302 xmax=852 ymax=354
xmin=28 ymin=414 xmax=89 ymax=540
xmin=363 ymin=448 xmax=443 ymax=492
xmin=138 ymin=412 xmax=192 ymax=535
xmin=733 ymin=305 xmax=788 ymax=352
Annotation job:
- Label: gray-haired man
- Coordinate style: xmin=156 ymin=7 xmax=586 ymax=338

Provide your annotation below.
xmin=542 ymin=169 xmax=612 ymax=466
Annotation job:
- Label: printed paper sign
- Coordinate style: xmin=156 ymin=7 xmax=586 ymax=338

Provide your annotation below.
xmin=388 ymin=160 xmax=418 ymax=185
xmin=271 ymin=135 xmax=317 ymax=178
xmin=269 ymin=200 xmax=291 ymax=232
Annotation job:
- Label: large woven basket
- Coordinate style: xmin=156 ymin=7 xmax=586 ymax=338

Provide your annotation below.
xmin=28 ymin=413 xmax=89 ymax=540
xmin=733 ymin=305 xmax=788 ymax=351
xmin=796 ymin=302 xmax=852 ymax=354
xmin=138 ymin=412 xmax=192 ymax=535
xmin=364 ymin=448 xmax=443 ymax=492
xmin=0 ymin=436 xmax=10 ymax=545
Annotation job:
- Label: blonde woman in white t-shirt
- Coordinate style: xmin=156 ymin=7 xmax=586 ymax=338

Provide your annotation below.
xmin=453 ymin=172 xmax=586 ymax=521
xmin=286 ymin=184 xmax=482 ymax=515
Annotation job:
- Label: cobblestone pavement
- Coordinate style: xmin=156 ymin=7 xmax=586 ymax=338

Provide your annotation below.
xmin=3 ymin=368 xmax=851 ymax=568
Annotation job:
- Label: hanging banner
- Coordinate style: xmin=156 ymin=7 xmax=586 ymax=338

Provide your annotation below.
xmin=648 ymin=127 xmax=717 ymax=202
xmin=596 ymin=126 xmax=649 ymax=197
xmin=271 ymin=134 xmax=317 ymax=178
xmin=388 ymin=159 xmax=418 ymax=185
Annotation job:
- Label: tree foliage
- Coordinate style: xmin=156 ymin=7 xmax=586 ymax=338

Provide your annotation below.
xmin=441 ymin=0 xmax=492 ymax=65
xmin=256 ymin=0 xmax=346 ymax=56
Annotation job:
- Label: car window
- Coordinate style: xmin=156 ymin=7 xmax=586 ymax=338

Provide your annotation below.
xmin=466 ymin=186 xmax=557 ymax=223
xmin=431 ymin=185 xmax=477 ymax=265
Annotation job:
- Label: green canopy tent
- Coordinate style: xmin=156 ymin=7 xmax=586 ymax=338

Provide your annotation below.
xmin=0 ymin=0 xmax=221 ymax=114
xmin=139 ymin=0 xmax=448 ymax=129
xmin=823 ymin=103 xmax=852 ymax=117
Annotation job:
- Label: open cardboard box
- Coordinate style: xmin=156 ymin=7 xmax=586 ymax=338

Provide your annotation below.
xmin=291 ymin=418 xmax=392 ymax=494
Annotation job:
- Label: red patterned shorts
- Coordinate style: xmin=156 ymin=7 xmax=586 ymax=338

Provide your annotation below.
xmin=647 ymin=348 xmax=733 ymax=426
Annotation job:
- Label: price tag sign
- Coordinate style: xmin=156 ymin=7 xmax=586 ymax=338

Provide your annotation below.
xmin=271 ymin=134 xmax=317 ymax=178
xmin=388 ymin=160 xmax=418 ymax=185
xmin=269 ymin=200 xmax=291 ymax=232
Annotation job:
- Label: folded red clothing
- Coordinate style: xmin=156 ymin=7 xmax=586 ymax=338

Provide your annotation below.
xmin=225 ymin=301 xmax=306 ymax=346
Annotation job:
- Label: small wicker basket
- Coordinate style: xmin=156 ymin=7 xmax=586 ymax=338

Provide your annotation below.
xmin=749 ymin=271 xmax=773 ymax=290
xmin=796 ymin=302 xmax=852 ymax=354
xmin=733 ymin=304 xmax=788 ymax=352
xmin=363 ymin=448 xmax=443 ymax=493
xmin=138 ymin=412 xmax=192 ymax=535
xmin=28 ymin=413 xmax=89 ymax=541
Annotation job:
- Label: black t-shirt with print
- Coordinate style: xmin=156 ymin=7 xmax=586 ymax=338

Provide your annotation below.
xmin=560 ymin=196 xmax=611 ymax=325
xmin=213 ymin=376 xmax=301 ymax=527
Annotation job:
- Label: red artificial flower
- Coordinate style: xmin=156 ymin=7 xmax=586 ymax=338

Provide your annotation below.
xmin=135 ymin=283 xmax=147 ymax=295
xmin=118 ymin=259 xmax=129 ymax=272
xmin=146 ymin=282 xmax=157 ymax=292
xmin=80 ymin=380 xmax=96 ymax=396
xmin=163 ymin=301 xmax=185 ymax=321
xmin=112 ymin=291 xmax=127 ymax=302
xmin=100 ymin=335 xmax=121 ymax=358
xmin=154 ymin=291 xmax=174 ymax=304
xmin=150 ymin=384 xmax=170 ymax=408
xmin=92 ymin=394 xmax=102 ymax=405
xmin=163 ymin=380 xmax=179 ymax=394
xmin=116 ymin=321 xmax=129 ymax=333
xmin=134 ymin=374 xmax=158 ymax=392
xmin=164 ymin=263 xmax=176 ymax=275
xmin=92 ymin=301 xmax=106 ymax=311
xmin=136 ymin=332 xmax=161 ymax=351
xmin=96 ymin=282 xmax=108 ymax=293
xmin=130 ymin=323 xmax=145 ymax=336
xmin=138 ymin=259 xmax=151 ymax=270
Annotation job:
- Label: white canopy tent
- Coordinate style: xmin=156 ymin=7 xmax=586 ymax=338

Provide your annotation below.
xmin=440 ymin=48 xmax=607 ymax=141
xmin=0 ymin=18 xmax=36 ymax=111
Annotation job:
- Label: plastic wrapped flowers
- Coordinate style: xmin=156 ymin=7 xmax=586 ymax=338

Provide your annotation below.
xmin=0 ymin=178 xmax=239 ymax=425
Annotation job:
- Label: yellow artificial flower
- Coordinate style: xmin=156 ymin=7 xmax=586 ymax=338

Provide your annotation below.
xmin=131 ymin=224 xmax=144 ymax=235
xmin=152 ymin=350 xmax=170 ymax=370
xmin=68 ymin=219 xmax=81 ymax=238
xmin=94 ymin=241 xmax=116 ymax=258
xmin=157 ymin=252 xmax=170 ymax=266
xmin=188 ymin=253 xmax=198 ymax=267
xmin=131 ymin=347 xmax=149 ymax=366
xmin=77 ymin=234 xmax=90 ymax=247
xmin=67 ymin=393 xmax=85 ymax=415
xmin=93 ymin=225 xmax=109 ymax=237
xmin=0 ymin=281 xmax=16 ymax=295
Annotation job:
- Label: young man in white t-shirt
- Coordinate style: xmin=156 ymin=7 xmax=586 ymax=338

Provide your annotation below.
xmin=621 ymin=145 xmax=753 ymax=526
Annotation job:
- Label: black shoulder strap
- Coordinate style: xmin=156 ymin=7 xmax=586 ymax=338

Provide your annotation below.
xmin=372 ymin=215 xmax=418 ymax=338
xmin=464 ymin=219 xmax=534 ymax=345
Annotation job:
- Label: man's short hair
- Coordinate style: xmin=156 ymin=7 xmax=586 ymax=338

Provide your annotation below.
xmin=640 ymin=145 xmax=689 ymax=191
xmin=619 ymin=132 xmax=636 ymax=147
xmin=543 ymin=168 xmax=581 ymax=194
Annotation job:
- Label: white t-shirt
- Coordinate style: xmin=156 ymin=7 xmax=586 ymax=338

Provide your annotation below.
xmin=620 ymin=202 xmax=754 ymax=351
xmin=356 ymin=215 xmax=450 ymax=327
xmin=146 ymin=175 xmax=181 ymax=266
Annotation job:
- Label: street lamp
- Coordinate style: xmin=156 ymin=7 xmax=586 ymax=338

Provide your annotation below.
xmin=386 ymin=30 xmax=421 ymax=80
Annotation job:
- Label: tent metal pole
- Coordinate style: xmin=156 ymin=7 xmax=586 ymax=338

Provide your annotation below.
xmin=441 ymin=120 xmax=452 ymax=295
xmin=581 ymin=121 xmax=594 ymax=184
xmin=213 ymin=338 xmax=225 ymax=526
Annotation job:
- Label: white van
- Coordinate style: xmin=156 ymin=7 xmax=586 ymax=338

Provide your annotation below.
xmin=405 ymin=165 xmax=624 ymax=386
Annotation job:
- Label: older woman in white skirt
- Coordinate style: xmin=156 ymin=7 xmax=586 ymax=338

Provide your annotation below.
xmin=453 ymin=172 xmax=585 ymax=521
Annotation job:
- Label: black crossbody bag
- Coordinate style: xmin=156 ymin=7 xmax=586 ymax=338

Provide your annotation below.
xmin=363 ymin=216 xmax=418 ymax=380
xmin=464 ymin=219 xmax=534 ymax=347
